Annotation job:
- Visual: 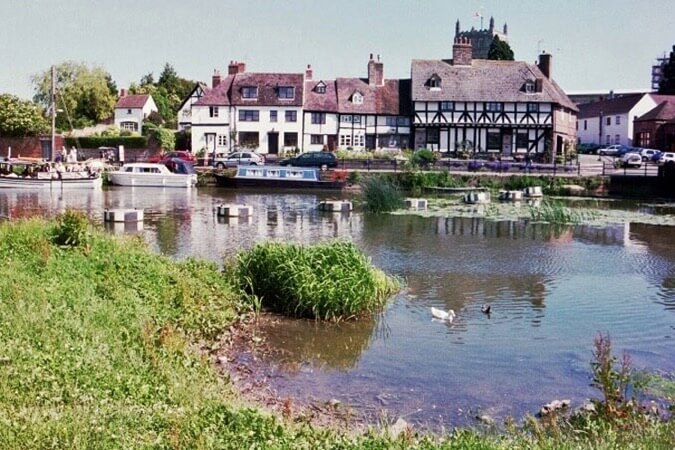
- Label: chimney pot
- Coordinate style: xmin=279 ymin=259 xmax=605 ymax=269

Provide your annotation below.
xmin=452 ymin=37 xmax=473 ymax=66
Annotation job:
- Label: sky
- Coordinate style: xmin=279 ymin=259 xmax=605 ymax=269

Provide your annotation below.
xmin=0 ymin=0 xmax=673 ymax=101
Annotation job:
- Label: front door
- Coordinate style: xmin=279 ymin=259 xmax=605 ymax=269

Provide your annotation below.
xmin=365 ymin=134 xmax=376 ymax=150
xmin=205 ymin=133 xmax=216 ymax=156
xmin=502 ymin=131 xmax=512 ymax=156
xmin=268 ymin=132 xmax=279 ymax=154
xmin=40 ymin=139 xmax=51 ymax=160
xmin=327 ymin=135 xmax=336 ymax=151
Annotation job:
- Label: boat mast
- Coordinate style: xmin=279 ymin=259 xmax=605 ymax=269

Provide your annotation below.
xmin=50 ymin=65 xmax=56 ymax=161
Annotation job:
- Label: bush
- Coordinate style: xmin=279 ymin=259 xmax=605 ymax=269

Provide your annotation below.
xmin=233 ymin=241 xmax=400 ymax=320
xmin=411 ymin=148 xmax=435 ymax=167
xmin=361 ymin=176 xmax=405 ymax=213
xmin=51 ymin=210 xmax=91 ymax=247
xmin=64 ymin=136 xmax=147 ymax=149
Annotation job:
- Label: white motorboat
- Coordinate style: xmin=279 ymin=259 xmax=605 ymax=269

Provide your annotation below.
xmin=0 ymin=160 xmax=102 ymax=189
xmin=108 ymin=160 xmax=197 ymax=188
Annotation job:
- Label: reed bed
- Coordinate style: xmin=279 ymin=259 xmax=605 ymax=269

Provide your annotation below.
xmin=529 ymin=200 xmax=597 ymax=224
xmin=361 ymin=175 xmax=405 ymax=213
xmin=233 ymin=240 xmax=401 ymax=320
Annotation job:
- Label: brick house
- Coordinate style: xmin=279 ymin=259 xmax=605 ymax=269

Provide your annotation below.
xmin=634 ymin=96 xmax=675 ymax=151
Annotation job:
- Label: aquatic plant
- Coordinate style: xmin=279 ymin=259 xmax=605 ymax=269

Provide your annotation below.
xmin=233 ymin=240 xmax=401 ymax=320
xmin=529 ymin=200 xmax=596 ymax=224
xmin=361 ymin=175 xmax=405 ymax=212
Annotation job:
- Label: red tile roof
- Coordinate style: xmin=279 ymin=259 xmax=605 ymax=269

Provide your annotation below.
xmin=194 ymin=72 xmax=304 ymax=107
xmin=635 ymin=97 xmax=675 ymax=122
xmin=304 ymin=80 xmax=338 ymax=112
xmin=115 ymin=94 xmax=151 ymax=109
xmin=577 ymin=93 xmax=647 ymax=119
xmin=335 ymin=78 xmax=411 ymax=115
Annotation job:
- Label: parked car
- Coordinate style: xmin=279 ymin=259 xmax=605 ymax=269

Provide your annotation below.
xmin=620 ymin=153 xmax=642 ymax=168
xmin=634 ymin=148 xmax=661 ymax=162
xmin=212 ymin=151 xmax=265 ymax=169
xmin=657 ymin=152 xmax=675 ymax=166
xmin=149 ymin=150 xmax=196 ymax=164
xmin=597 ymin=145 xmax=624 ymax=156
xmin=577 ymin=143 xmax=600 ymax=154
xmin=278 ymin=151 xmax=338 ymax=168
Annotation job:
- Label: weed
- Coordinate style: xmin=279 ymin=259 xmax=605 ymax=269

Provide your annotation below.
xmin=361 ymin=176 xmax=405 ymax=213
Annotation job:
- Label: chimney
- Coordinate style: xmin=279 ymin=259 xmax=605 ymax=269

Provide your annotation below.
xmin=452 ymin=37 xmax=472 ymax=66
xmin=367 ymin=53 xmax=384 ymax=86
xmin=538 ymin=53 xmax=552 ymax=78
xmin=212 ymin=69 xmax=221 ymax=88
xmin=228 ymin=60 xmax=246 ymax=75
xmin=305 ymin=64 xmax=313 ymax=81
xmin=119 ymin=88 xmax=127 ymax=98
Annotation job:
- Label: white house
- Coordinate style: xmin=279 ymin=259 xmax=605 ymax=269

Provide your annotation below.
xmin=114 ymin=91 xmax=158 ymax=133
xmin=411 ymin=38 xmax=577 ymax=158
xmin=191 ymin=61 xmax=304 ymax=156
xmin=577 ymin=93 xmax=659 ymax=146
xmin=302 ymin=65 xmax=339 ymax=151
xmin=176 ymin=82 xmax=209 ymax=131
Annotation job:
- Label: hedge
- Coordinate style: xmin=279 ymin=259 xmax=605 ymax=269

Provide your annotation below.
xmin=64 ymin=136 xmax=148 ymax=149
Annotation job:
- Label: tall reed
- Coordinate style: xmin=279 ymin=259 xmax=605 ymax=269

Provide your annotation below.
xmin=529 ymin=200 xmax=596 ymax=224
xmin=361 ymin=176 xmax=405 ymax=213
xmin=233 ymin=240 xmax=400 ymax=320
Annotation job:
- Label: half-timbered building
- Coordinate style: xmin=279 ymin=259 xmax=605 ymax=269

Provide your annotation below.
xmin=177 ymin=81 xmax=209 ymax=131
xmin=411 ymin=38 xmax=577 ymax=159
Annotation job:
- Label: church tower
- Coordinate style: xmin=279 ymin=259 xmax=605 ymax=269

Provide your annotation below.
xmin=454 ymin=15 xmax=509 ymax=59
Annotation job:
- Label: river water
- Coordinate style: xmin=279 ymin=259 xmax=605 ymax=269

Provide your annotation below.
xmin=2 ymin=186 xmax=674 ymax=427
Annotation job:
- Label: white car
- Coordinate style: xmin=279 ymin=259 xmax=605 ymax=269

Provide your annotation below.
xmin=638 ymin=148 xmax=660 ymax=162
xmin=212 ymin=151 xmax=265 ymax=169
xmin=657 ymin=152 xmax=675 ymax=166
xmin=620 ymin=153 xmax=642 ymax=168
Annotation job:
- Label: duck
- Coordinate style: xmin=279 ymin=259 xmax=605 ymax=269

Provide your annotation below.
xmin=481 ymin=304 xmax=492 ymax=314
xmin=431 ymin=307 xmax=456 ymax=322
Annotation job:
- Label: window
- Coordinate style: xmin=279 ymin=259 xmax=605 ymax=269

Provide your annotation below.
xmin=386 ymin=116 xmax=397 ymax=127
xmin=121 ymin=121 xmax=138 ymax=132
xmin=217 ymin=135 xmax=227 ymax=146
xmin=340 ymin=115 xmax=352 ymax=123
xmin=277 ymin=86 xmax=295 ymax=99
xmin=352 ymin=115 xmax=361 ymax=124
xmin=285 ymin=110 xmax=297 ymax=122
xmin=614 ymin=134 xmax=620 ymax=144
xmin=239 ymin=110 xmax=259 ymax=122
xmin=127 ymin=109 xmax=132 ymax=115
xmin=426 ymin=128 xmax=439 ymax=144
xmin=238 ymin=131 xmax=259 ymax=147
xmin=606 ymin=135 xmax=611 ymax=145
xmin=310 ymin=135 xmax=323 ymax=145
xmin=241 ymin=86 xmax=258 ymax=99
xmin=315 ymin=83 xmax=326 ymax=94
xmin=209 ymin=106 xmax=219 ymax=118
xmin=311 ymin=112 xmax=326 ymax=124
xmin=584 ymin=120 xmax=587 ymax=130
xmin=270 ymin=110 xmax=277 ymax=122
xmin=340 ymin=134 xmax=352 ymax=147
xmin=352 ymin=92 xmax=363 ymax=104
xmin=440 ymin=101 xmax=454 ymax=112
xmin=527 ymin=103 xmax=539 ymax=113
xmin=284 ymin=132 xmax=298 ymax=147
xmin=354 ymin=135 xmax=364 ymax=147
xmin=638 ymin=131 xmax=651 ymax=147
xmin=428 ymin=75 xmax=441 ymax=89
xmin=524 ymin=81 xmax=535 ymax=93
xmin=516 ymin=132 xmax=529 ymax=149
xmin=486 ymin=130 xmax=501 ymax=150
xmin=615 ymin=115 xmax=621 ymax=125
xmin=486 ymin=102 xmax=503 ymax=112
xmin=606 ymin=117 xmax=611 ymax=126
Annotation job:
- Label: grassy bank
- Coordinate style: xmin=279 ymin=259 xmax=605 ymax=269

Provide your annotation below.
xmin=0 ymin=217 xmax=672 ymax=449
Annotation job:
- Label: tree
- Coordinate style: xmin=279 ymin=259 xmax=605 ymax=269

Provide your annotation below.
xmin=131 ymin=63 xmax=195 ymax=128
xmin=32 ymin=62 xmax=117 ymax=131
xmin=658 ymin=45 xmax=675 ymax=95
xmin=0 ymin=94 xmax=49 ymax=137
xmin=487 ymin=35 xmax=514 ymax=61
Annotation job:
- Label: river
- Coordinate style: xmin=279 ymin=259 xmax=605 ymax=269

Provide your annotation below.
xmin=1 ymin=186 xmax=674 ymax=428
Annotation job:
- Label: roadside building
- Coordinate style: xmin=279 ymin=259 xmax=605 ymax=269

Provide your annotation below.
xmin=411 ymin=37 xmax=577 ymax=160
xmin=634 ymin=96 xmax=675 ymax=151
xmin=577 ymin=94 xmax=660 ymax=147
xmin=176 ymin=82 xmax=209 ymax=131
xmin=302 ymin=65 xmax=339 ymax=151
xmin=113 ymin=91 xmax=158 ymax=133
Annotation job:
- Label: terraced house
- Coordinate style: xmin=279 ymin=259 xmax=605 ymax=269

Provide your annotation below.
xmin=411 ymin=37 xmax=577 ymax=160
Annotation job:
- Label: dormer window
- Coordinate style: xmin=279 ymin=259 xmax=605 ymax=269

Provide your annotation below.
xmin=242 ymin=86 xmax=258 ymax=99
xmin=352 ymin=91 xmax=363 ymax=104
xmin=523 ymin=80 xmax=535 ymax=94
xmin=277 ymin=86 xmax=295 ymax=99
xmin=427 ymin=74 xmax=441 ymax=90
xmin=314 ymin=81 xmax=326 ymax=94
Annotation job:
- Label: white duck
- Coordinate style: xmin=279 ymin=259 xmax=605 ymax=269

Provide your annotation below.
xmin=431 ymin=307 xmax=456 ymax=322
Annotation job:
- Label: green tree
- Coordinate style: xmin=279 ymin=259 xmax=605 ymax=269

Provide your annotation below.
xmin=658 ymin=45 xmax=675 ymax=94
xmin=487 ymin=35 xmax=515 ymax=61
xmin=0 ymin=93 xmax=49 ymax=137
xmin=32 ymin=62 xmax=117 ymax=131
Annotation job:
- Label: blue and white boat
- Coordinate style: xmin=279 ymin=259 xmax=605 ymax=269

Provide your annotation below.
xmin=213 ymin=166 xmax=346 ymax=190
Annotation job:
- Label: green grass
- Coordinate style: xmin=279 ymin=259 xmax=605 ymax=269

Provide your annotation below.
xmin=0 ymin=217 xmax=672 ymax=449
xmin=232 ymin=240 xmax=401 ymax=320
xmin=529 ymin=200 xmax=597 ymax=224
xmin=361 ymin=176 xmax=406 ymax=212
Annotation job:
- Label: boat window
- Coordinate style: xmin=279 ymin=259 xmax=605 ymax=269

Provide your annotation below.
xmin=288 ymin=170 xmax=303 ymax=178
xmin=247 ymin=169 xmax=263 ymax=177
xmin=267 ymin=169 xmax=280 ymax=177
xmin=125 ymin=167 xmax=134 ymax=172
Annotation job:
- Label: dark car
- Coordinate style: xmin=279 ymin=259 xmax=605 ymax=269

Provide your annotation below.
xmin=279 ymin=151 xmax=338 ymax=168
xmin=577 ymin=143 xmax=600 ymax=155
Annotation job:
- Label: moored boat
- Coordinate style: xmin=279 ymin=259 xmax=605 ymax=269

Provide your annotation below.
xmin=213 ymin=166 xmax=346 ymax=190
xmin=108 ymin=159 xmax=197 ymax=188
xmin=0 ymin=159 xmax=102 ymax=189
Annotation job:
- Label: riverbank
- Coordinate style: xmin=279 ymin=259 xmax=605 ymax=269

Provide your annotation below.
xmin=1 ymin=216 xmax=673 ymax=449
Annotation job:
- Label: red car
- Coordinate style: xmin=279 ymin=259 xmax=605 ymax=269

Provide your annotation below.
xmin=148 ymin=150 xmax=196 ymax=164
